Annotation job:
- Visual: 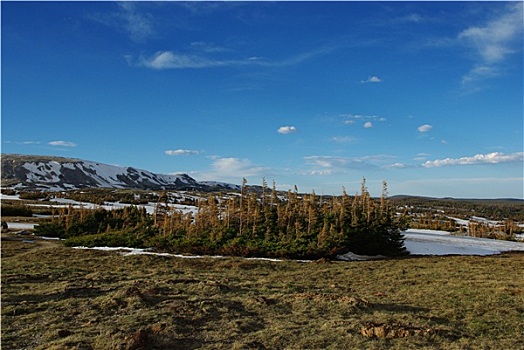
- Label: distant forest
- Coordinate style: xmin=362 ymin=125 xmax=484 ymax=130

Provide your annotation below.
xmin=33 ymin=179 xmax=408 ymax=259
xmin=390 ymin=196 xmax=523 ymax=238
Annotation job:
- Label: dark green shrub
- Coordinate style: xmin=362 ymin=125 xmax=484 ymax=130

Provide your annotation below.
xmin=1 ymin=204 xmax=33 ymax=217
xmin=64 ymin=231 xmax=145 ymax=248
xmin=34 ymin=222 xmax=66 ymax=238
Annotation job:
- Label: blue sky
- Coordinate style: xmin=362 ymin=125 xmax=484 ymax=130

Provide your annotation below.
xmin=2 ymin=1 xmax=523 ymax=198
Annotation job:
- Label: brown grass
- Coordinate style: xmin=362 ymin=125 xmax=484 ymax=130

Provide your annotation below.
xmin=2 ymin=233 xmax=523 ymax=349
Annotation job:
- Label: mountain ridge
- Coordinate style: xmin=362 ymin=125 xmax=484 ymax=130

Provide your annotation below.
xmin=1 ymin=154 xmax=240 ymax=192
xmin=2 ymin=154 xmax=522 ymax=201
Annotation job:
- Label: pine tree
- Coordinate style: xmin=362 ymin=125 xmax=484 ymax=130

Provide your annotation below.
xmin=239 ymin=178 xmax=247 ymax=237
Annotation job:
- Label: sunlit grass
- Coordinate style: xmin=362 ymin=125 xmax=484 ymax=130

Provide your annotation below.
xmin=2 ymin=235 xmax=523 ymax=349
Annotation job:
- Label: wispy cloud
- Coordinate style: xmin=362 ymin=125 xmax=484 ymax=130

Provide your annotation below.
xmin=165 ymin=149 xmax=200 ymax=156
xmin=277 ymin=126 xmax=297 ymax=134
xmin=461 ymin=65 xmax=499 ymax=87
xmin=135 ymin=51 xmax=226 ymax=69
xmin=190 ymin=41 xmax=229 ymax=53
xmin=360 ymin=75 xmax=382 ymax=83
xmin=342 ymin=114 xmax=386 ymax=128
xmin=458 ymin=2 xmax=523 ymax=88
xmin=88 ymin=2 xmax=154 ymax=42
xmin=3 ymin=140 xmax=40 ymax=145
xmin=384 ymin=162 xmax=409 ymax=169
xmin=459 ymin=3 xmax=523 ymax=64
xmin=331 ymin=136 xmax=356 ymax=144
xmin=178 ymin=1 xmax=237 ymax=15
xmin=49 ymin=141 xmax=77 ymax=147
xmin=394 ymin=13 xmax=425 ymax=24
xmin=304 ymin=155 xmax=395 ymax=174
xmin=423 ymin=152 xmax=523 ymax=168
xmin=417 ymin=124 xmax=432 ymax=132
xmin=118 ymin=2 xmax=154 ymax=42
xmin=130 ymin=45 xmax=336 ymax=70
xmin=414 ymin=153 xmax=431 ymax=161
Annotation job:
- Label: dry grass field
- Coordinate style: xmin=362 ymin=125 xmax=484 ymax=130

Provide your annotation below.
xmin=2 ymin=233 xmax=523 ymax=350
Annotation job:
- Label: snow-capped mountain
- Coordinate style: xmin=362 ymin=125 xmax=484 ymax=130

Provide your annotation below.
xmin=1 ymin=154 xmax=237 ymax=191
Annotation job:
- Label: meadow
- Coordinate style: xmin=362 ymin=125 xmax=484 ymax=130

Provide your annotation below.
xmin=2 ymin=234 xmax=523 ymax=350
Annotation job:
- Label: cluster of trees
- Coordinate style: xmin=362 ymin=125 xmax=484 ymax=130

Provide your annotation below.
xmin=400 ymin=208 xmax=522 ymax=238
xmin=466 ymin=220 xmax=520 ymax=240
xmin=408 ymin=214 xmax=457 ymax=232
xmin=35 ymin=205 xmax=156 ymax=248
xmin=34 ymin=179 xmax=408 ymax=259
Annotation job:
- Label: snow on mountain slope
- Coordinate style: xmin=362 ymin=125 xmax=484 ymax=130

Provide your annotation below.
xmin=198 ymin=181 xmax=242 ymax=191
xmin=1 ymin=154 xmax=206 ymax=191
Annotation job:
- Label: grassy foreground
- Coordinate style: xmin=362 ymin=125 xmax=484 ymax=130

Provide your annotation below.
xmin=2 ymin=234 xmax=523 ymax=350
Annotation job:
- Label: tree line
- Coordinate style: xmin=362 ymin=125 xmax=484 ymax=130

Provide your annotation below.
xmin=34 ymin=178 xmax=408 ymax=259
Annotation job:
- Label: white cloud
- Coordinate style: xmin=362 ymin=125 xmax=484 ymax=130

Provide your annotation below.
xmin=417 ymin=124 xmax=432 ymax=132
xmin=165 ymin=149 xmax=199 ymax=156
xmin=48 ymin=141 xmax=77 ymax=147
xmin=361 ymin=76 xmax=382 ymax=83
xmin=207 ymin=157 xmax=269 ymax=179
xmin=422 ymin=152 xmax=523 ymax=168
xmin=277 ymin=126 xmax=297 ymax=134
xmin=363 ymin=121 xmax=373 ymax=128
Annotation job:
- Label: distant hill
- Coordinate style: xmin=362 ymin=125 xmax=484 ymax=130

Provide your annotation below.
xmin=389 ymin=194 xmax=523 ymax=205
xmin=1 ymin=154 xmax=240 ymax=192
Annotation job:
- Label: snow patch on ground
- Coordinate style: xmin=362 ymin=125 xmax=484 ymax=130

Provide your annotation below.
xmin=72 ymin=246 xmax=214 ymax=258
xmin=403 ymin=230 xmax=524 ymax=256
xmin=4 ymin=222 xmax=36 ymax=230
xmin=405 ymin=228 xmax=451 ymax=236
xmin=72 ymin=246 xmax=285 ymax=261
xmin=0 ymin=194 xmax=22 ymax=201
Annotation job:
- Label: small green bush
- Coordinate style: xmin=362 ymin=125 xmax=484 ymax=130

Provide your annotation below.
xmin=64 ymin=231 xmax=145 ymax=248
